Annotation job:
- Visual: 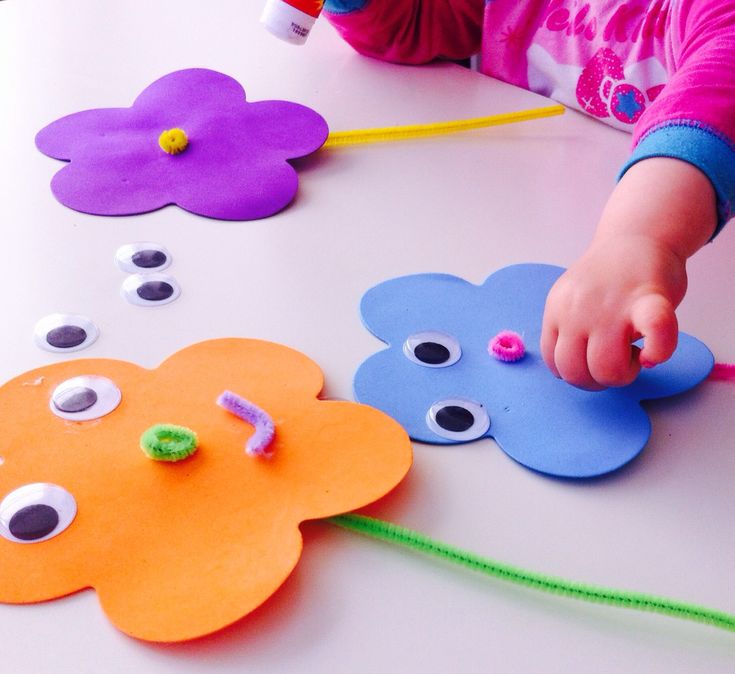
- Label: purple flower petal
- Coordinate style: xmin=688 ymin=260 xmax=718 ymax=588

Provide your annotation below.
xmin=173 ymin=159 xmax=299 ymax=221
xmin=132 ymin=69 xmax=249 ymax=116
xmin=50 ymin=153 xmax=172 ymax=216
xmin=36 ymin=68 xmax=329 ymax=220
xmin=35 ymin=108 xmax=134 ymax=161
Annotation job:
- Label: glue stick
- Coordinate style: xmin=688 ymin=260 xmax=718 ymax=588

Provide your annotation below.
xmin=261 ymin=0 xmax=324 ymax=45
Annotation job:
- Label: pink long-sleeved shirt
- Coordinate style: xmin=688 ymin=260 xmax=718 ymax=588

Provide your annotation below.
xmin=325 ymin=0 xmax=735 ymax=231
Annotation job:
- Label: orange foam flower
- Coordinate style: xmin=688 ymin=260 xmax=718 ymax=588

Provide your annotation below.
xmin=0 ymin=339 xmax=412 ymax=642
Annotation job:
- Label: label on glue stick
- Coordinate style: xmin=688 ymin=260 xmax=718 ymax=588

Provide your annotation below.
xmin=261 ymin=0 xmax=324 ymax=45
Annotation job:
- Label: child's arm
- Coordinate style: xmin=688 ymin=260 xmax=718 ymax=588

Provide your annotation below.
xmin=541 ymin=157 xmax=716 ymax=390
xmin=542 ymin=2 xmax=735 ymax=388
xmin=324 ymin=0 xmax=483 ymax=63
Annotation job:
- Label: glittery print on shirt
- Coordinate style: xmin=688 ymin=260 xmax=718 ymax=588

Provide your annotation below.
xmin=524 ymin=1 xmax=672 ymax=129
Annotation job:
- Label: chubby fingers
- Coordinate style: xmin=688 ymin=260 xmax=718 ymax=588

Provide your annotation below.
xmin=543 ymin=320 xmax=638 ymax=390
xmin=542 ymin=293 xmax=679 ymax=389
xmin=556 ymin=332 xmax=607 ymax=390
xmin=541 ymin=309 xmax=604 ymax=390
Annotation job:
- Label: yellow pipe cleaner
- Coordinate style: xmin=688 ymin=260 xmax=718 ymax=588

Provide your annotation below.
xmin=323 ymin=104 xmax=565 ymax=147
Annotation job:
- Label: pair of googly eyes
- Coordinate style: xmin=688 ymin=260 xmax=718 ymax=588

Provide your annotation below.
xmin=403 ymin=332 xmax=490 ymax=441
xmin=403 ymin=330 xmax=524 ymax=442
xmin=116 ymin=242 xmax=180 ymax=307
xmin=0 ymin=376 xmax=121 ymax=542
xmin=2 ymin=376 xmax=121 ymax=544
xmin=0 ymin=483 xmax=76 ymax=544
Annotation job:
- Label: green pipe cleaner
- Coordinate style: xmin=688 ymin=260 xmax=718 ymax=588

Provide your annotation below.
xmin=329 ymin=513 xmax=735 ymax=634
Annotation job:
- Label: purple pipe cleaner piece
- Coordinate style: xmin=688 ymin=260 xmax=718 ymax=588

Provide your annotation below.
xmin=216 ymin=390 xmax=276 ymax=457
xmin=35 ymin=68 xmax=329 ymax=220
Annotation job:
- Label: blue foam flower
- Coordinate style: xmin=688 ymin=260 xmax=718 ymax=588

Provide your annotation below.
xmin=354 ymin=264 xmax=714 ymax=478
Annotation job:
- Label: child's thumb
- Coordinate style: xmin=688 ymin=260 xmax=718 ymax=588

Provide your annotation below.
xmin=631 ymin=294 xmax=678 ymax=367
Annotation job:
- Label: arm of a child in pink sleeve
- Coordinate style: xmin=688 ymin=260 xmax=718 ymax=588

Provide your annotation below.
xmin=620 ymin=1 xmax=735 ymax=235
xmin=542 ymin=2 xmax=731 ymax=390
xmin=323 ymin=0 xmax=484 ymax=64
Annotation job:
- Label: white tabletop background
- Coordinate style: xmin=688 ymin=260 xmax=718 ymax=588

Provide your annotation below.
xmin=1 ymin=1 xmax=734 ymax=672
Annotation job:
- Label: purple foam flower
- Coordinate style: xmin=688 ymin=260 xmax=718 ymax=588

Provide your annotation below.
xmin=35 ymin=68 xmax=329 ymax=220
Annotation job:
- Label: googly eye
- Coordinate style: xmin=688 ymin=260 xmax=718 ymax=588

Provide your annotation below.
xmin=115 ymin=242 xmax=171 ymax=273
xmin=403 ymin=331 xmax=461 ymax=368
xmin=33 ymin=314 xmax=99 ymax=353
xmin=0 ymin=483 xmax=77 ymax=544
xmin=50 ymin=375 xmax=121 ymax=421
xmin=427 ymin=398 xmax=490 ymax=441
xmin=121 ymin=273 xmax=181 ymax=307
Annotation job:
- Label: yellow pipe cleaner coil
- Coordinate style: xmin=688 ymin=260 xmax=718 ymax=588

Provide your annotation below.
xmin=323 ymin=104 xmax=565 ymax=147
xmin=158 ymin=128 xmax=189 ymax=155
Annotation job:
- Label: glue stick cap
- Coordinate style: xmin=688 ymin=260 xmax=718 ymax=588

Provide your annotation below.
xmin=261 ymin=0 xmax=323 ymax=45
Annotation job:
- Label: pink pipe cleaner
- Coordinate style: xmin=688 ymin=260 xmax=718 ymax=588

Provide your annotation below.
xmin=709 ymin=362 xmax=735 ymax=381
xmin=216 ymin=390 xmax=276 ymax=457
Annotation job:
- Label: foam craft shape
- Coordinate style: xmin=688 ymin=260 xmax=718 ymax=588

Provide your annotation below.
xmin=0 ymin=339 xmax=411 ymax=642
xmin=354 ymin=264 xmax=714 ymax=478
xmin=35 ymin=68 xmax=329 ymax=220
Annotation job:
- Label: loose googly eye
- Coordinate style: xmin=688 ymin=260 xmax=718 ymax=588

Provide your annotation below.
xmin=115 ymin=242 xmax=172 ymax=273
xmin=50 ymin=375 xmax=121 ymax=421
xmin=427 ymin=398 xmax=490 ymax=441
xmin=0 ymin=483 xmax=77 ymax=543
xmin=121 ymin=273 xmax=181 ymax=306
xmin=403 ymin=331 xmax=462 ymax=368
xmin=33 ymin=314 xmax=99 ymax=353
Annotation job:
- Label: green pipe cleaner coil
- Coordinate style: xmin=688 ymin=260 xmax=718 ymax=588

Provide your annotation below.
xmin=140 ymin=423 xmax=198 ymax=462
xmin=328 ymin=513 xmax=735 ymax=634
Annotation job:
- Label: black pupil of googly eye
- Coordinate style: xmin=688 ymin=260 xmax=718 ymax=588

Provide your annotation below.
xmin=53 ymin=386 xmax=98 ymax=413
xmin=414 ymin=342 xmax=451 ymax=365
xmin=131 ymin=249 xmax=167 ymax=268
xmin=435 ymin=405 xmax=475 ymax=432
xmin=136 ymin=281 xmax=174 ymax=301
xmin=9 ymin=504 xmax=60 ymax=540
xmin=45 ymin=325 xmax=87 ymax=349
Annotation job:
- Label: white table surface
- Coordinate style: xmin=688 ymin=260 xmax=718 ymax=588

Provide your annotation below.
xmin=1 ymin=1 xmax=734 ymax=672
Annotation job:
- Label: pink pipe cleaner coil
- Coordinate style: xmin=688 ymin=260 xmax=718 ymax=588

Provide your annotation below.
xmin=216 ymin=390 xmax=276 ymax=457
xmin=488 ymin=330 xmax=526 ymax=362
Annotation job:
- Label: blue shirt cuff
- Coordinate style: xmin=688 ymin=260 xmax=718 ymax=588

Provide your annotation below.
xmin=618 ymin=122 xmax=735 ymax=237
xmin=324 ymin=0 xmax=368 ymax=14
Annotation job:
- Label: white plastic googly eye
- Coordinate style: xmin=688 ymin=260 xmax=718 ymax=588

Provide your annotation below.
xmin=403 ymin=331 xmax=462 ymax=368
xmin=121 ymin=273 xmax=181 ymax=307
xmin=0 ymin=483 xmax=77 ymax=544
xmin=33 ymin=314 xmax=99 ymax=353
xmin=427 ymin=398 xmax=490 ymax=441
xmin=50 ymin=375 xmax=121 ymax=421
xmin=115 ymin=242 xmax=172 ymax=273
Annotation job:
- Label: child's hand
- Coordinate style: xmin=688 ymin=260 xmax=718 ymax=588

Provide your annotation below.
xmin=541 ymin=157 xmax=717 ymax=390
xmin=541 ymin=234 xmax=686 ymax=389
